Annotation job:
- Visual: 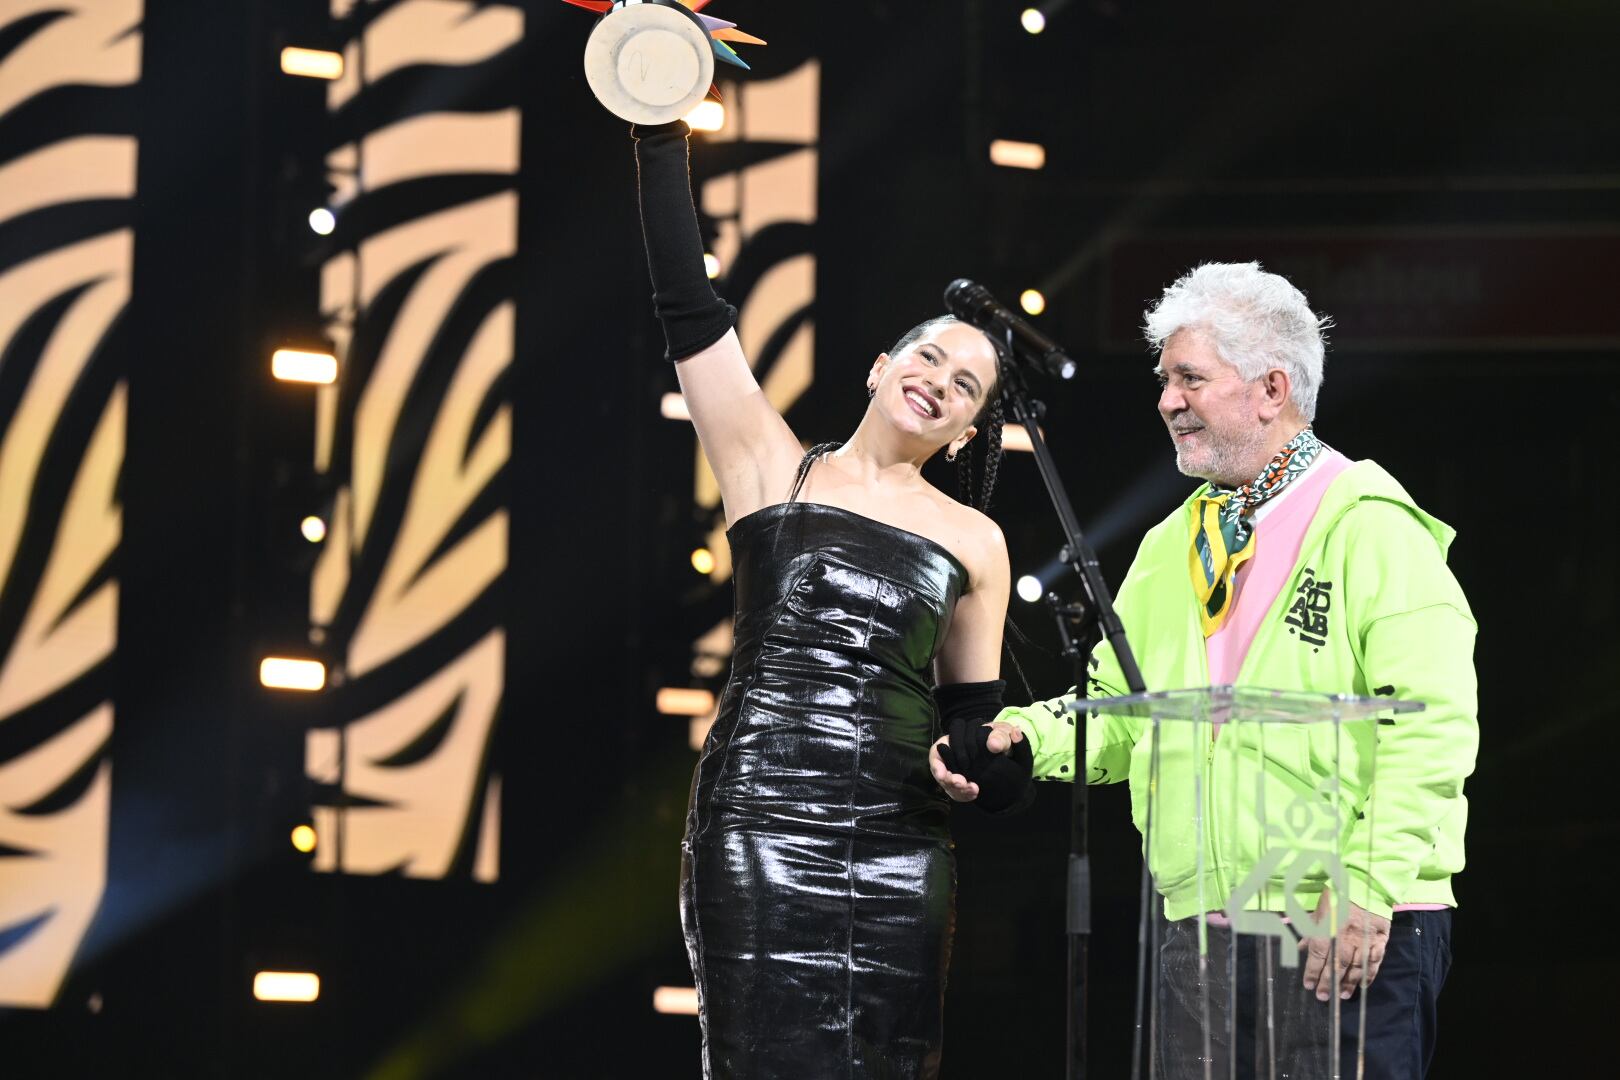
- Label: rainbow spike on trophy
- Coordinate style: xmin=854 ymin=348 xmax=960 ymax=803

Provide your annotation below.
xmin=562 ymin=0 xmax=766 ymax=124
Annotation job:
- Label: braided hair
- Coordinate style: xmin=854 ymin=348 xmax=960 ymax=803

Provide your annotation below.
xmin=958 ymin=381 xmax=1036 ymax=699
xmin=954 ymin=390 xmax=1005 ymax=513
xmin=788 ymin=440 xmax=843 ymax=503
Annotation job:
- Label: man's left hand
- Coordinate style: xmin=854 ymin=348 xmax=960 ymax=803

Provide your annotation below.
xmin=1300 ymin=892 xmax=1390 ymax=1001
xmin=929 ymin=721 xmax=1024 ymax=803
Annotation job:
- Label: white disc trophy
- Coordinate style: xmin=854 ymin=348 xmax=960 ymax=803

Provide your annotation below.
xmin=561 ymin=0 xmax=764 ymax=125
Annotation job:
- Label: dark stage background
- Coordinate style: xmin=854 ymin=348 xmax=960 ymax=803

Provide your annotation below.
xmin=0 ymin=1 xmax=1615 ymax=1076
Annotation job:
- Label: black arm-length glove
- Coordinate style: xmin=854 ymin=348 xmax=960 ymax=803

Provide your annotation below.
xmin=632 ymin=121 xmax=736 ymax=361
xmin=934 ymin=679 xmax=1034 ymax=814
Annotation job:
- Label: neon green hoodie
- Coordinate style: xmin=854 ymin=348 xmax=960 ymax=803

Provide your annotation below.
xmin=999 ymin=461 xmax=1478 ymax=920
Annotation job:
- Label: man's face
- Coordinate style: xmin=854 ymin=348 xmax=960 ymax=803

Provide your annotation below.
xmin=1155 ymin=330 xmax=1271 ymax=486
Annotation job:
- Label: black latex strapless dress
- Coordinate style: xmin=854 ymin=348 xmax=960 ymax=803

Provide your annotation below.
xmin=680 ymin=497 xmax=968 ymax=1080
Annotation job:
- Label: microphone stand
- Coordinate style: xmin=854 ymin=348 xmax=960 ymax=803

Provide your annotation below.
xmin=993 ymin=337 xmax=1146 ymax=1080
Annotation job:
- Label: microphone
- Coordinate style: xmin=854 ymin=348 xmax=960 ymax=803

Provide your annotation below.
xmin=943 ymin=279 xmax=1077 ymax=381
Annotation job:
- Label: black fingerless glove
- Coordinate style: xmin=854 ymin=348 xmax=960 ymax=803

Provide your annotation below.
xmin=933 ymin=680 xmax=1034 ymax=815
xmin=632 ymin=121 xmax=737 ymax=361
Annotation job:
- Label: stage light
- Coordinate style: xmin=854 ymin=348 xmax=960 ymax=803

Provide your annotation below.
xmin=658 ymin=687 xmax=716 ymax=717
xmin=260 ymin=657 xmax=326 ymax=692
xmin=685 ymin=101 xmax=726 ymax=132
xmin=703 ymin=252 xmax=721 ymax=279
xmin=660 ymin=392 xmax=691 ymax=420
xmin=290 ymin=825 xmax=318 ymax=853
xmin=989 ymin=139 xmax=1046 ymax=170
xmin=272 ymin=349 xmax=337 ymax=385
xmin=653 ymin=986 xmax=700 ymax=1015
xmin=1020 ymin=8 xmax=1047 ymax=35
xmin=308 ymin=207 xmax=335 ymax=235
xmin=253 ymin=971 xmax=320 ymax=1003
xmin=300 ymin=515 xmax=327 ymax=543
xmin=1002 ymin=424 xmax=1040 ymax=453
xmin=1019 ymin=554 xmax=1073 ymax=604
xmin=691 ymin=547 xmax=716 ymax=575
xmin=280 ymin=47 xmax=343 ymax=80
xmin=1020 ymin=289 xmax=1047 ymax=316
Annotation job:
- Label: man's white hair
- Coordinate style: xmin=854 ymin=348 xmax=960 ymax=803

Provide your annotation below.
xmin=1143 ymin=261 xmax=1331 ymax=421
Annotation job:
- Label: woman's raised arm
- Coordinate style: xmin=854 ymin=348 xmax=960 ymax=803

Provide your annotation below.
xmin=633 ymin=123 xmax=801 ymax=522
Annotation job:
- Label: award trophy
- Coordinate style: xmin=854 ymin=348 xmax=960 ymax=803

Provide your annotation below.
xmin=560 ymin=0 xmax=764 ymax=124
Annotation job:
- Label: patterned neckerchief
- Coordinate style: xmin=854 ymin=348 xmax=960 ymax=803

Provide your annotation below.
xmin=1189 ymin=427 xmax=1324 ymax=636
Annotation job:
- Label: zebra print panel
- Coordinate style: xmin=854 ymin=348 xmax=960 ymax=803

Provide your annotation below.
xmin=304 ymin=0 xmax=522 ymax=882
xmin=0 ymin=0 xmax=140 ymax=1008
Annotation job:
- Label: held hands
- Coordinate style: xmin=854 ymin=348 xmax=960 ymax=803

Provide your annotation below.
xmin=1300 ymin=891 xmax=1391 ymax=1001
xmin=929 ymin=720 xmax=1033 ymax=812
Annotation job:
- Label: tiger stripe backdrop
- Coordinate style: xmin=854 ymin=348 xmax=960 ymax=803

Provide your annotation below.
xmin=0 ymin=0 xmax=140 ymax=1009
xmin=304 ymin=0 xmax=524 ymax=883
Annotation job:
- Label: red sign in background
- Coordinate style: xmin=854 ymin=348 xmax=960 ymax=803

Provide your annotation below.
xmin=1106 ymin=229 xmax=1620 ymax=351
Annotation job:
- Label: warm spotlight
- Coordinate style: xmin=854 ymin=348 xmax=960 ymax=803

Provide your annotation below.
xmin=1020 ymin=8 xmax=1047 ymax=35
xmin=658 ymin=687 xmax=716 ymax=717
xmin=1002 ymin=424 xmax=1038 ymax=453
xmin=661 ymin=392 xmax=691 ymax=420
xmin=259 ymin=657 xmax=326 ymax=692
xmin=300 ymin=515 xmax=327 ymax=543
xmin=290 ymin=825 xmax=318 ymax=853
xmin=653 ymin=986 xmax=700 ymax=1015
xmin=703 ymin=252 xmax=721 ymax=279
xmin=989 ymin=139 xmax=1046 ymax=170
xmin=1016 ymin=575 xmax=1045 ymax=604
xmin=271 ymin=349 xmax=337 ymax=385
xmin=253 ymin=971 xmax=320 ymax=1003
xmin=691 ymin=547 xmax=717 ymax=575
xmin=685 ymin=101 xmax=726 ymax=132
xmin=280 ymin=47 xmax=344 ymax=80
xmin=308 ymin=207 xmax=336 ymax=235
xmin=1020 ymin=289 xmax=1047 ymax=316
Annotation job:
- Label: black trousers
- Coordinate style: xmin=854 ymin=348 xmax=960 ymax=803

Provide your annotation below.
xmin=1156 ymin=909 xmax=1453 ymax=1079
xmin=1340 ymin=909 xmax=1453 ymax=1079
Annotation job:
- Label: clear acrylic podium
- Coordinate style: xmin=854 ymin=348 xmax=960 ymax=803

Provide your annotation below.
xmin=1072 ymin=686 xmax=1423 ymax=1080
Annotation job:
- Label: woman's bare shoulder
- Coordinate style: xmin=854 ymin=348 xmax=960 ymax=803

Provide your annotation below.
xmin=924 ymin=489 xmax=1007 ymax=585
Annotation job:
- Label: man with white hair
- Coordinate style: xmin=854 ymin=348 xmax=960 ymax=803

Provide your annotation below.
xmin=932 ymin=262 xmax=1478 ymax=1077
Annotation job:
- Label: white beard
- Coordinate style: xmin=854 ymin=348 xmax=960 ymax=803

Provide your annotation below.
xmin=1174 ymin=422 xmax=1272 ymax=487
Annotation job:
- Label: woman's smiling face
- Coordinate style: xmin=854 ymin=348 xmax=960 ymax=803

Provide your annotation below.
xmin=869 ymin=321 xmax=1000 ymax=449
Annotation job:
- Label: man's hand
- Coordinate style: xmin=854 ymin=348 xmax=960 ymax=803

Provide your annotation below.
xmin=929 ymin=721 xmax=1023 ymax=802
xmin=1300 ymin=891 xmax=1391 ymax=1001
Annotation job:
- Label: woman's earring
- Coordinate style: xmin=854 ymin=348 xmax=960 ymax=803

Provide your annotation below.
xmin=866 ymin=384 xmax=876 ymax=398
xmin=946 ymin=449 xmax=957 ymax=462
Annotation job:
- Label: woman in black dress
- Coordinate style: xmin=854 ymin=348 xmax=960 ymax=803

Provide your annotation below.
xmin=633 ymin=120 xmax=1025 ymax=1080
